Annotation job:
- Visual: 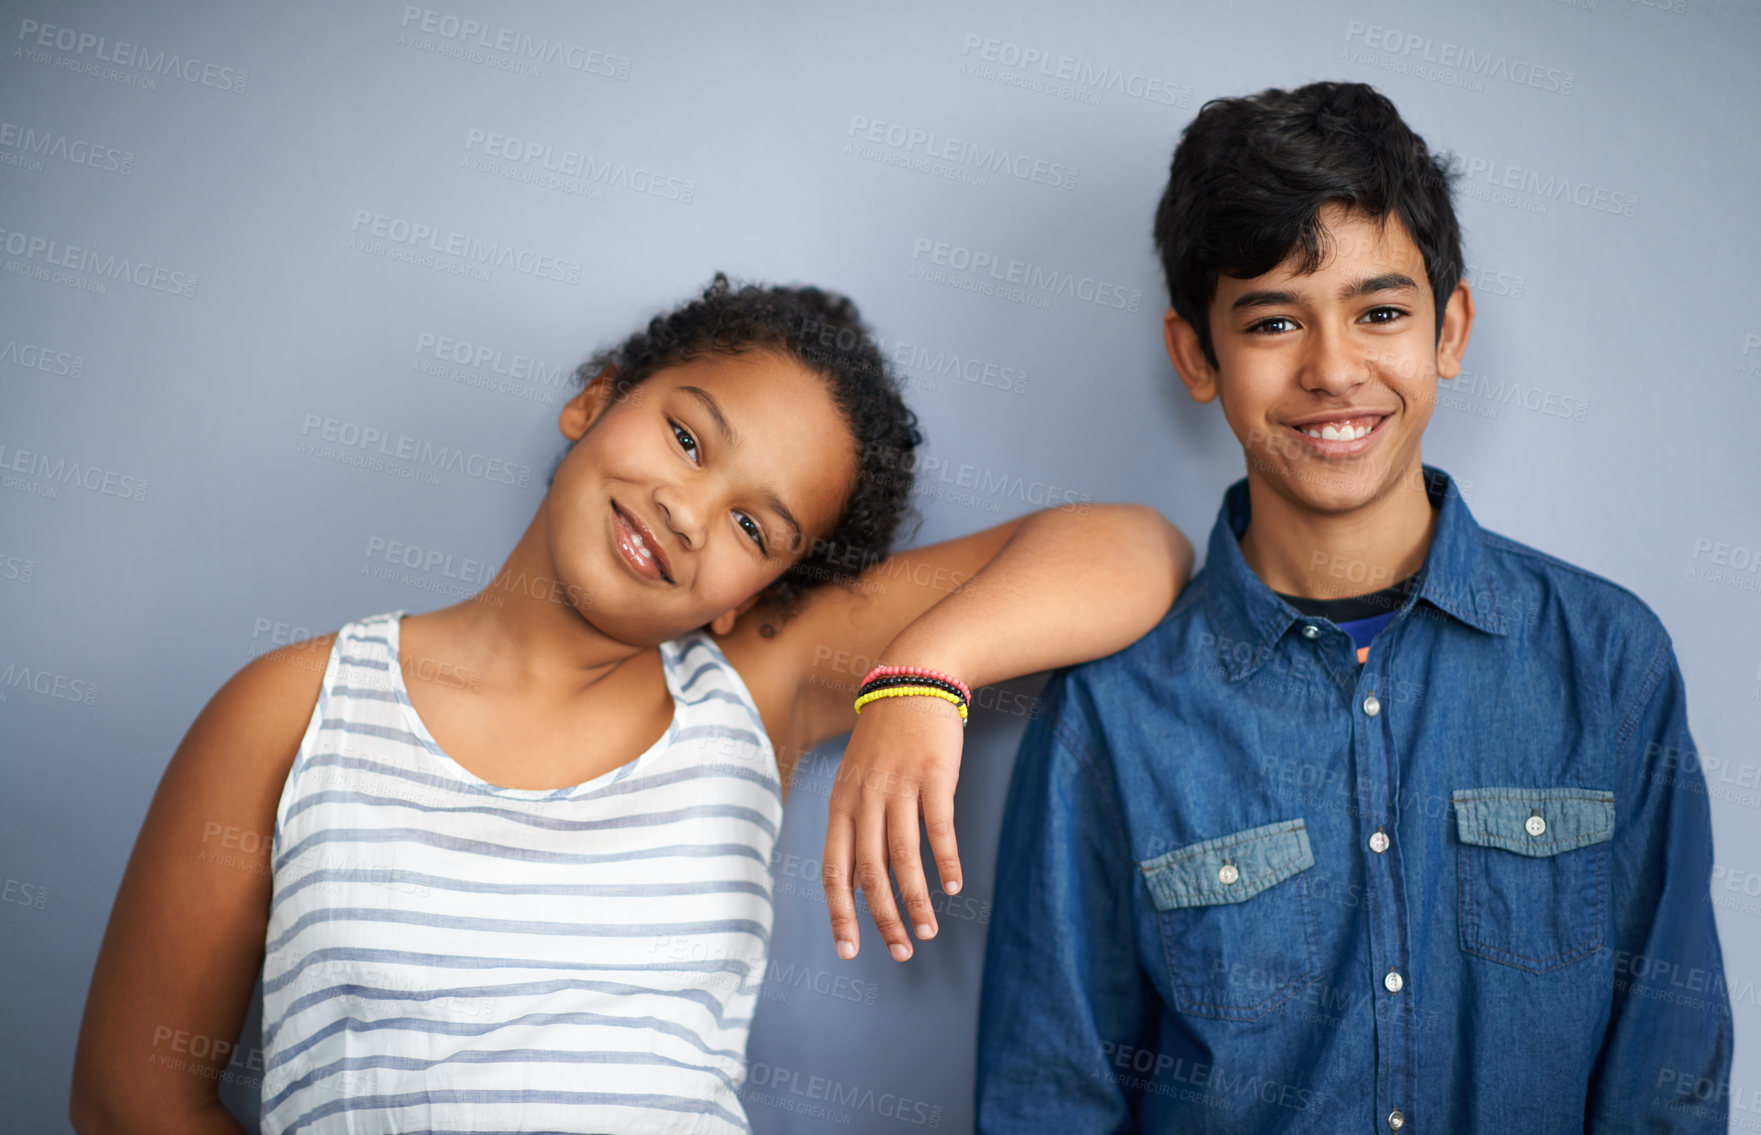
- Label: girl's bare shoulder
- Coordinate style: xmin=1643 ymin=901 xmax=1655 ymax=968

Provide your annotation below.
xmin=185 ymin=633 xmax=338 ymax=808
xmin=69 ymin=632 xmax=339 ymax=1124
xmin=706 ymin=606 xmax=808 ymax=762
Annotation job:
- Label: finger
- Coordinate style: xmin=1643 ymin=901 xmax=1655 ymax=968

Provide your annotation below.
xmin=855 ymin=793 xmax=912 ymax=961
xmin=921 ymin=779 xmax=963 ymax=898
xmin=888 ymin=793 xmax=937 ymax=942
xmin=821 ymin=805 xmax=860 ymax=961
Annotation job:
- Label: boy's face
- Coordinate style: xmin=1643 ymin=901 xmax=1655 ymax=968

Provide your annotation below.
xmin=546 ymin=351 xmax=857 ymax=646
xmin=1164 ymin=200 xmax=1472 ymax=518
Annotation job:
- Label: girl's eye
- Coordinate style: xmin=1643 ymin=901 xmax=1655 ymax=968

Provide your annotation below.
xmin=736 ymin=513 xmax=767 ymax=554
xmin=671 ymin=421 xmax=699 ymax=462
xmin=1247 ymin=316 xmax=1296 ymax=336
xmin=1362 ymin=306 xmax=1407 ymax=325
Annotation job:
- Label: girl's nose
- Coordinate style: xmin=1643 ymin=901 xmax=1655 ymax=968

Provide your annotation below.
xmin=654 ymin=488 xmax=704 ymax=552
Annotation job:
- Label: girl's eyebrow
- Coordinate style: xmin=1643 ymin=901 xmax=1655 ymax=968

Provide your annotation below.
xmin=765 ymin=491 xmax=804 ymax=552
xmin=679 ymin=385 xmax=739 ymax=447
xmin=678 ymin=384 xmax=804 ymax=550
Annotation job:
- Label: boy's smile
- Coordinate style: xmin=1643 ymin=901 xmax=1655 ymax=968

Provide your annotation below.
xmin=1284 ymin=407 xmax=1396 ymax=457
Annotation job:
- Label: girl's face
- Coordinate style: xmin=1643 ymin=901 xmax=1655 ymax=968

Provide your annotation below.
xmin=546 ymin=350 xmax=859 ymax=646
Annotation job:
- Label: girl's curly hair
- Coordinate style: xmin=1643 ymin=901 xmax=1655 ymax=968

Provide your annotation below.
xmin=571 ymin=272 xmax=924 ymax=622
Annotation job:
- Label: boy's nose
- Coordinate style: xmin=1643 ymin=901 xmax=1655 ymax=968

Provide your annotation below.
xmin=1298 ymin=328 xmax=1370 ymax=396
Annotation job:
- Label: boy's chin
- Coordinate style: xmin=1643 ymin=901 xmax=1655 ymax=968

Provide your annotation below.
xmin=1252 ymin=459 xmax=1397 ymax=516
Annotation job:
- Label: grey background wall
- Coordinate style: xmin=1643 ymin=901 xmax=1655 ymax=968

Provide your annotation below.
xmin=4 ymin=0 xmax=1759 ymax=1130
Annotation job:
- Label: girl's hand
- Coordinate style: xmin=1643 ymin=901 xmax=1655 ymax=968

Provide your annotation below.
xmin=821 ymin=690 xmax=966 ymax=962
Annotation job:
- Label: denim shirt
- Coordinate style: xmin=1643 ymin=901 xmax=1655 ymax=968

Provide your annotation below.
xmin=977 ymin=467 xmax=1732 ymax=1134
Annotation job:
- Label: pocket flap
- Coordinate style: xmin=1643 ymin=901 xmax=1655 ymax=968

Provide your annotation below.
xmin=1452 ymin=787 xmax=1614 ymax=857
xmin=1138 ymin=819 xmax=1313 ymax=911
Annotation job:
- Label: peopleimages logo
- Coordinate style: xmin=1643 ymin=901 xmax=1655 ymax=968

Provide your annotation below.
xmin=1455 ymin=154 xmax=1639 ymax=218
xmin=0 ymin=121 xmax=133 ymax=174
xmin=0 ymin=335 xmax=84 ymax=378
xmin=845 ymin=114 xmax=1078 ymax=190
xmin=1343 ymin=20 xmax=1574 ymax=95
xmin=16 ymin=18 xmax=249 ymax=92
xmin=347 ymin=210 xmax=583 ymax=284
xmin=0 ymin=442 xmax=148 ymax=501
xmin=908 ymin=237 xmax=1142 ymax=312
xmin=0 ymin=226 xmax=199 ymax=297
xmin=957 ymin=34 xmax=1192 ymax=107
xmin=398 ymin=6 xmax=631 ymax=79
xmin=298 ymin=415 xmax=531 ymax=488
xmin=463 ymin=129 xmax=695 ymax=202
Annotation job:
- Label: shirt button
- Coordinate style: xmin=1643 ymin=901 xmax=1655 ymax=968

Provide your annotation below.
xmin=1369 ymin=829 xmax=1389 ymax=854
xmin=1363 ymin=694 xmax=1381 ymax=717
xmin=1526 ymin=813 xmax=1547 ymax=837
xmin=1384 ymin=968 xmax=1404 ymax=993
xmin=1388 ymin=1108 xmax=1406 ymax=1130
xmin=1301 ymin=624 xmax=1321 ymax=640
xmin=1218 ymin=862 xmax=1239 ymax=885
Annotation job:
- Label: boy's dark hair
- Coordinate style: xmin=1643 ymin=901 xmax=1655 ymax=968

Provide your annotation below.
xmin=571 ymin=272 xmax=924 ymax=620
xmin=1153 ymin=80 xmax=1464 ymax=370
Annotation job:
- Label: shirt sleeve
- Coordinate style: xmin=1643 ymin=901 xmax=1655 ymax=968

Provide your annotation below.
xmin=975 ymin=668 xmax=1159 ymax=1134
xmin=1586 ymin=630 xmax=1734 ymax=1132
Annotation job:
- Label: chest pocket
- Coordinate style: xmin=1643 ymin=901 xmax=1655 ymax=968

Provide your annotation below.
xmin=1137 ymin=818 xmax=1319 ymax=1022
xmin=1453 ymin=787 xmax=1615 ymax=973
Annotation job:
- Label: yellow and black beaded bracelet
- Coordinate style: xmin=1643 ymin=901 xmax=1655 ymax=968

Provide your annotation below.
xmin=852 ymin=683 xmax=969 ymax=724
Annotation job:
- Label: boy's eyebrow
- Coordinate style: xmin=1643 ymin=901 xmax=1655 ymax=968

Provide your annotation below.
xmin=680 ymin=385 xmax=740 ymax=447
xmin=1229 ymin=272 xmax=1421 ymax=312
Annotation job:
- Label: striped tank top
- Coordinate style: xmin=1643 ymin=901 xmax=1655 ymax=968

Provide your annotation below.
xmin=260 ymin=611 xmax=782 ymax=1134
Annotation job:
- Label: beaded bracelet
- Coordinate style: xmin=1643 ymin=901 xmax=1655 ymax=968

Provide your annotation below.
xmin=859 ymin=664 xmax=971 ymax=703
xmin=853 ymin=683 xmax=969 ymax=724
xmin=858 ymin=673 xmax=968 ymax=702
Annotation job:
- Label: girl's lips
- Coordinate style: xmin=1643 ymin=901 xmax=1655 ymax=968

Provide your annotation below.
xmin=1285 ymin=413 xmax=1391 ymax=458
xmin=611 ymin=501 xmax=671 ymax=584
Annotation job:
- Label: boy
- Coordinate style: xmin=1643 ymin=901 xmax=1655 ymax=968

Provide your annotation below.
xmin=975 ymin=81 xmax=1732 ymax=1133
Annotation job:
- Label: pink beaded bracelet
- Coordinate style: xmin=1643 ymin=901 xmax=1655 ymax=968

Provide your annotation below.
xmin=860 ymin=664 xmax=971 ymax=704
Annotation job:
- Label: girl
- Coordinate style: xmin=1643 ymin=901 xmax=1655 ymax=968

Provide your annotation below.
xmin=70 ymin=275 xmax=1191 ymax=1134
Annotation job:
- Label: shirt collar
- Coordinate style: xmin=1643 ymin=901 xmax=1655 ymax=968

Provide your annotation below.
xmin=1202 ymin=465 xmax=1507 ymax=682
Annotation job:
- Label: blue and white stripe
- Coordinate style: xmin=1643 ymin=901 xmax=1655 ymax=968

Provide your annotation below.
xmin=260 ymin=611 xmax=781 ymax=1134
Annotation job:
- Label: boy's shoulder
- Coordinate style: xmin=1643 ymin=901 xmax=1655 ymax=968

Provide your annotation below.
xmin=1053 ymin=566 xmax=1223 ymax=693
xmin=1054 ymin=523 xmax=1678 ymax=696
xmin=1474 ymin=525 xmax=1672 ymax=650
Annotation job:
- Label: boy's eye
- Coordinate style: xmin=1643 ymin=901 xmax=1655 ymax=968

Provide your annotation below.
xmin=1362 ymin=306 xmax=1407 ymax=325
xmin=671 ymin=421 xmax=699 ymax=461
xmin=1247 ymin=316 xmax=1295 ymax=335
xmin=737 ymin=513 xmax=767 ymax=554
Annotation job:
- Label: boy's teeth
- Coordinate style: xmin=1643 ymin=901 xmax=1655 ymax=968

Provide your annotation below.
xmin=1303 ymin=420 xmax=1375 ymax=441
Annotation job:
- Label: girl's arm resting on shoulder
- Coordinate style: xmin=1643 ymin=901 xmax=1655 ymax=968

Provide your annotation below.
xmin=69 ymin=637 xmax=332 ymax=1135
xmin=756 ymin=503 xmax=1192 ymax=963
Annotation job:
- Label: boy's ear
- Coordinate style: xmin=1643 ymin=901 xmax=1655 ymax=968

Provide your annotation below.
xmin=1433 ymin=280 xmax=1476 ymax=381
xmin=708 ymin=593 xmax=764 ymax=637
xmin=560 ymin=365 xmax=620 ymax=442
xmin=1163 ymin=308 xmax=1219 ymax=403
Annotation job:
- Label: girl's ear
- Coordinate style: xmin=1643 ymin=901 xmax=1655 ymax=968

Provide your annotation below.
xmin=560 ymin=366 xmax=620 ymax=441
xmin=709 ymin=593 xmax=765 ymax=637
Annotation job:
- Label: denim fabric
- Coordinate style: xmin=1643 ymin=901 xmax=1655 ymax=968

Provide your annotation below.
xmin=976 ymin=467 xmax=1732 ymax=1134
